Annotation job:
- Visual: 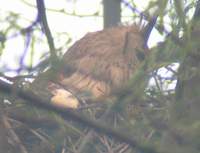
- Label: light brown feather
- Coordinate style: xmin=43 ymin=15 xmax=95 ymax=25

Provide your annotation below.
xmin=57 ymin=25 xmax=147 ymax=100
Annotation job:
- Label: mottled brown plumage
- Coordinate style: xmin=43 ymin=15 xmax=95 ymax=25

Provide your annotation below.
xmin=54 ymin=25 xmax=148 ymax=105
xmin=32 ymin=25 xmax=148 ymax=109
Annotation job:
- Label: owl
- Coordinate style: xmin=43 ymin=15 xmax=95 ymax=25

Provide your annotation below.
xmin=33 ymin=24 xmax=149 ymax=109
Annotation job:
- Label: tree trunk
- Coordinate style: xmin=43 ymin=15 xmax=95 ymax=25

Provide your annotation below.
xmin=103 ymin=0 xmax=121 ymax=28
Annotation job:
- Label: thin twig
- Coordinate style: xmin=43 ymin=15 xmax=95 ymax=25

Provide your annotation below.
xmin=8 ymin=117 xmax=51 ymax=145
xmin=2 ymin=115 xmax=28 ymax=153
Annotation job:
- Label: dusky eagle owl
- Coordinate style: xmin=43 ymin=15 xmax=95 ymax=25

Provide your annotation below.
xmin=34 ymin=24 xmax=150 ymax=109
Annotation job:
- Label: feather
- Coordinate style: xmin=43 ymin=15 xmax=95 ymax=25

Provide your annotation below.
xmin=56 ymin=25 xmax=148 ymax=101
xmin=33 ymin=25 xmax=148 ymax=108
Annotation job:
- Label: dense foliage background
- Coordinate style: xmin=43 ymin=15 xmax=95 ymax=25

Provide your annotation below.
xmin=0 ymin=0 xmax=200 ymax=153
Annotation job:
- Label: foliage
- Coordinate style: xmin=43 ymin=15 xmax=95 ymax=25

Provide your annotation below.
xmin=0 ymin=0 xmax=200 ymax=153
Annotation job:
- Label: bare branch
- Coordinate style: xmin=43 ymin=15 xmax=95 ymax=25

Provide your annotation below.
xmin=36 ymin=0 xmax=58 ymax=68
xmin=0 ymin=79 xmax=159 ymax=153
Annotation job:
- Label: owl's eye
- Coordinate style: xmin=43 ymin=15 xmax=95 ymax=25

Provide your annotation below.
xmin=136 ymin=49 xmax=145 ymax=61
xmin=62 ymin=65 xmax=75 ymax=76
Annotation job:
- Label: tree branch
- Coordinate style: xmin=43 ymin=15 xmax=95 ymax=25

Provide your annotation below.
xmin=0 ymin=79 xmax=159 ymax=153
xmin=36 ymin=0 xmax=58 ymax=68
xmin=193 ymin=0 xmax=200 ymax=20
